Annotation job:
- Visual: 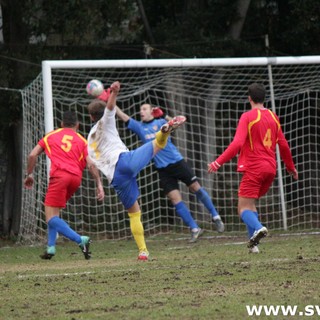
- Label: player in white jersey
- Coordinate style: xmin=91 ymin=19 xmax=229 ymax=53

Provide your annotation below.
xmin=87 ymin=81 xmax=186 ymax=260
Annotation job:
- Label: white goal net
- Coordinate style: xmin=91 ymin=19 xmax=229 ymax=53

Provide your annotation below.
xmin=20 ymin=57 xmax=320 ymax=243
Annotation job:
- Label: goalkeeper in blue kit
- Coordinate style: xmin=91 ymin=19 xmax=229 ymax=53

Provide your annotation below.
xmin=115 ymin=103 xmax=224 ymax=242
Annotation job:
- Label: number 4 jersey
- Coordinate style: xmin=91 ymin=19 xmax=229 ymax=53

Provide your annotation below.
xmin=38 ymin=128 xmax=88 ymax=177
xmin=216 ymin=108 xmax=296 ymax=174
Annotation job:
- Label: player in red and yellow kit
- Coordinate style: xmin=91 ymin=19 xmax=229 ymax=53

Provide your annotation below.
xmin=24 ymin=111 xmax=104 ymax=260
xmin=208 ymin=83 xmax=298 ymax=253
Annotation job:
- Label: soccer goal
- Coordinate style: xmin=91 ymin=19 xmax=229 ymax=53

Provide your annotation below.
xmin=20 ymin=56 xmax=320 ymax=243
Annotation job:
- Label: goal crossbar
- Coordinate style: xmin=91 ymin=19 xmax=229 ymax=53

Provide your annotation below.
xmin=43 ymin=55 xmax=320 ymax=69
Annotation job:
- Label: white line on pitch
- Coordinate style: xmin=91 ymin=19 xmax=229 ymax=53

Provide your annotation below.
xmin=11 ymin=256 xmax=315 ymax=280
xmin=17 ymin=271 xmax=95 ymax=279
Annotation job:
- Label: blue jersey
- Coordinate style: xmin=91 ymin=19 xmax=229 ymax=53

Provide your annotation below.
xmin=127 ymin=118 xmax=183 ymax=168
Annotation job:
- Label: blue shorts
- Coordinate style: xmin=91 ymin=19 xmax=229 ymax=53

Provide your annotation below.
xmin=111 ymin=142 xmax=154 ymax=209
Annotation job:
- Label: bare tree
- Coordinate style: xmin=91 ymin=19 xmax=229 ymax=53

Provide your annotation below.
xmin=229 ymin=0 xmax=251 ymax=40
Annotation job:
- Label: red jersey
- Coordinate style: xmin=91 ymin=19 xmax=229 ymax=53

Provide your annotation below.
xmin=216 ymin=108 xmax=295 ymax=174
xmin=38 ymin=128 xmax=88 ymax=177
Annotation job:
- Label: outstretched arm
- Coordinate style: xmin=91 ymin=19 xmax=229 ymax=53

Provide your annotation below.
xmin=86 ymin=156 xmax=105 ymax=201
xmin=208 ymin=114 xmax=247 ymax=173
xmin=116 ymin=106 xmax=130 ymax=123
xmin=106 ymin=81 xmax=120 ymax=111
xmin=24 ymin=144 xmax=44 ymax=189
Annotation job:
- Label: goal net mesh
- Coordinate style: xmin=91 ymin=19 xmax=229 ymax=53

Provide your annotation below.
xmin=20 ymin=60 xmax=320 ymax=243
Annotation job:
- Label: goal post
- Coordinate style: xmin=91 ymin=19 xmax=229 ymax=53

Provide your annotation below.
xmin=19 ymin=55 xmax=320 ymax=243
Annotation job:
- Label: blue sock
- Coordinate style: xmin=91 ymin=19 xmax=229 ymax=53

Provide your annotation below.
xmin=246 ymin=212 xmax=259 ymax=238
xmin=174 ymin=201 xmax=198 ymax=230
xmin=195 ymin=187 xmax=219 ymax=218
xmin=241 ymin=210 xmax=263 ymax=232
xmin=47 ymin=224 xmax=57 ymax=247
xmin=246 ymin=225 xmax=255 ymax=238
xmin=48 ymin=216 xmax=81 ymax=244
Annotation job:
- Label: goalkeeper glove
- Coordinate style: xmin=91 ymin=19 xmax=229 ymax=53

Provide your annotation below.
xmin=208 ymin=161 xmax=221 ymax=173
xmin=151 ymin=107 xmax=164 ymax=118
xmin=97 ymin=88 xmax=111 ymax=102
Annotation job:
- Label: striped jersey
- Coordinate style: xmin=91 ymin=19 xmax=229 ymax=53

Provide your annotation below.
xmin=38 ymin=127 xmax=87 ymax=177
xmin=216 ymin=108 xmax=295 ymax=174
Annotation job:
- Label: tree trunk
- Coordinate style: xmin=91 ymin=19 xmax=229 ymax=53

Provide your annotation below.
xmin=2 ymin=122 xmax=22 ymax=237
xmin=11 ymin=121 xmax=23 ymax=235
xmin=136 ymin=0 xmax=155 ymax=45
xmin=229 ymin=0 xmax=251 ymax=40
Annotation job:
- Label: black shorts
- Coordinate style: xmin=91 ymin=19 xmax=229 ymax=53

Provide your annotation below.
xmin=157 ymin=159 xmax=198 ymax=195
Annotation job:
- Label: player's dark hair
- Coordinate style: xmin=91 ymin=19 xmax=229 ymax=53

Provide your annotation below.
xmin=248 ymin=83 xmax=266 ymax=103
xmin=87 ymin=99 xmax=105 ymax=122
xmin=62 ymin=110 xmax=78 ymax=127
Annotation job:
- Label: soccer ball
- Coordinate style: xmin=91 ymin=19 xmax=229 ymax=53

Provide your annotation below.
xmin=86 ymin=79 xmax=104 ymax=97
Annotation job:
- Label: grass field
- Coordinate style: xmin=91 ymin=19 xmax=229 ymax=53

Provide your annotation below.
xmin=1 ymin=232 xmax=320 ymax=320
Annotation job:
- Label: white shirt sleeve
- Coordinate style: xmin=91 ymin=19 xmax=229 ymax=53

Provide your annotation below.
xmin=87 ymin=107 xmax=128 ymax=183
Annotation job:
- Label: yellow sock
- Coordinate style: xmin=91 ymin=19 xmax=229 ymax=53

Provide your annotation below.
xmin=155 ymin=130 xmax=169 ymax=149
xmin=128 ymin=212 xmax=148 ymax=253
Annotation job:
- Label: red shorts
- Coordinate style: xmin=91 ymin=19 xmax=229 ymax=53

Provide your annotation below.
xmin=44 ymin=171 xmax=82 ymax=208
xmin=238 ymin=171 xmax=275 ymax=199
